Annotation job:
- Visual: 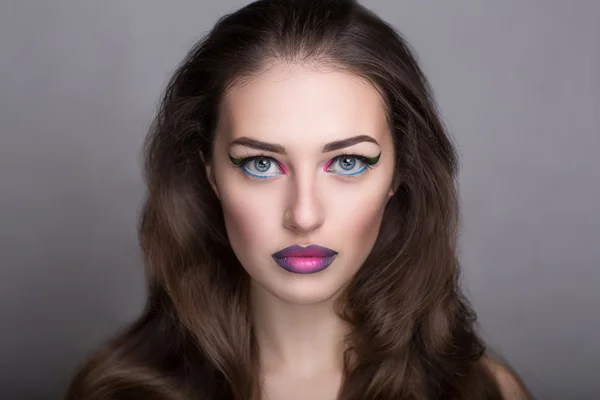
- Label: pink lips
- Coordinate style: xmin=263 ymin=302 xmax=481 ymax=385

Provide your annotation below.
xmin=271 ymin=244 xmax=338 ymax=274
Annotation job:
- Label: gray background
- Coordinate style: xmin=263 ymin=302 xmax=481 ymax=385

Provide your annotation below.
xmin=1 ymin=0 xmax=598 ymax=398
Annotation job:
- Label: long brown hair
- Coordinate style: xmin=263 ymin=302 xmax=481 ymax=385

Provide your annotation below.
xmin=66 ymin=0 xmax=503 ymax=398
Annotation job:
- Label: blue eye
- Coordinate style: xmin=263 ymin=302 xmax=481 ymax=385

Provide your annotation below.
xmin=229 ymin=152 xmax=381 ymax=180
xmin=326 ymin=155 xmax=378 ymax=176
xmin=230 ymin=155 xmax=285 ymax=179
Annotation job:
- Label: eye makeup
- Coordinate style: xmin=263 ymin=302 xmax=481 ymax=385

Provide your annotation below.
xmin=228 ymin=152 xmax=381 ymax=180
xmin=322 ymin=153 xmax=381 ymax=176
xmin=229 ymin=154 xmax=288 ymax=179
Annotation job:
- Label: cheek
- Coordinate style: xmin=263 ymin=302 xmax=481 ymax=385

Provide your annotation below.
xmin=355 ymin=202 xmax=386 ymax=238
xmin=219 ymin=184 xmax=280 ymax=256
xmin=328 ymin=182 xmax=389 ymax=249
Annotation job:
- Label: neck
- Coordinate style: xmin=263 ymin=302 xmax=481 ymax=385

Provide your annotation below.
xmin=250 ymin=280 xmax=350 ymax=379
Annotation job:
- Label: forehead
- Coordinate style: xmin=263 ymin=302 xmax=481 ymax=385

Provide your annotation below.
xmin=220 ymin=63 xmax=389 ymax=146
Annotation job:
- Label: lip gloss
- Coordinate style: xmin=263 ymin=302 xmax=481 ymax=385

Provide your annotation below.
xmin=271 ymin=244 xmax=338 ymax=274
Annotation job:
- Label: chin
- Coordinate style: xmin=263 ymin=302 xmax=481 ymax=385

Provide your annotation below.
xmin=264 ymin=275 xmax=349 ymax=306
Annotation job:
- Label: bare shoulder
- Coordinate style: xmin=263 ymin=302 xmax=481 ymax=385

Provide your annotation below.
xmin=482 ymin=356 xmax=531 ymax=400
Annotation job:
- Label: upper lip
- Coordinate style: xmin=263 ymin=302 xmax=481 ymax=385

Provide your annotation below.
xmin=272 ymin=244 xmax=338 ymax=258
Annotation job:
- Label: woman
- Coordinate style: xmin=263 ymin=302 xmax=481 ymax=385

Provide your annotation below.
xmin=67 ymin=0 xmax=530 ymax=398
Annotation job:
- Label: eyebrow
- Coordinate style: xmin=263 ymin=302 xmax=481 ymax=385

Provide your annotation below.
xmin=229 ymin=134 xmax=380 ymax=154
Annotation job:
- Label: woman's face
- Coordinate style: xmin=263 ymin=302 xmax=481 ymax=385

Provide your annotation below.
xmin=206 ymin=63 xmax=396 ymax=305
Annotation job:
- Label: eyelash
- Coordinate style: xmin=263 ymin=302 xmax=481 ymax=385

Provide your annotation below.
xmin=229 ymin=153 xmax=380 ymax=180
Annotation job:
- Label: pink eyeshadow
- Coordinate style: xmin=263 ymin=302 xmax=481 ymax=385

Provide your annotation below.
xmin=277 ymin=161 xmax=288 ymax=174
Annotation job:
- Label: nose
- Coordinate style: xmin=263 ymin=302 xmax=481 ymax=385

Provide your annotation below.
xmin=283 ymin=173 xmax=325 ymax=233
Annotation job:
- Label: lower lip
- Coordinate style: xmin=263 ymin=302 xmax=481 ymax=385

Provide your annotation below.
xmin=272 ymin=255 xmax=337 ymax=274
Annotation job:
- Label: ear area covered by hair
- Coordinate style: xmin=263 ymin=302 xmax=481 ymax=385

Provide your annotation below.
xmin=388 ymin=172 xmax=402 ymax=197
xmin=200 ymin=151 xmax=219 ymax=199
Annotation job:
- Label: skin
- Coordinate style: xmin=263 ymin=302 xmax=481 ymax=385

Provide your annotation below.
xmin=483 ymin=357 xmax=531 ymax=400
xmin=205 ymin=62 xmax=395 ymax=398
xmin=204 ymin=62 xmax=530 ymax=399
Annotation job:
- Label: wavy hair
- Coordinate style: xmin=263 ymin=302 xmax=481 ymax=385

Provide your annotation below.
xmin=66 ymin=0 xmax=503 ymax=398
